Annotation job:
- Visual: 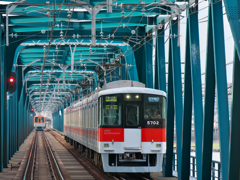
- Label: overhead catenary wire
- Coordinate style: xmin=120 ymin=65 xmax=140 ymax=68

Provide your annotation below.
xmin=14 ymin=0 xmax=224 ymax=113
xmin=39 ymin=0 xmax=77 ymax=111
xmin=34 ymin=0 xmax=207 ymax=111
xmin=93 ymin=0 xmax=224 ymax=86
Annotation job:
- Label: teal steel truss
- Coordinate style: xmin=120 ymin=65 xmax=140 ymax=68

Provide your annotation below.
xmin=0 ymin=0 xmax=239 ymax=180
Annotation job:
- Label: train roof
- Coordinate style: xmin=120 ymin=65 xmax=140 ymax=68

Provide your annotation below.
xmin=99 ymin=87 xmax=166 ymax=97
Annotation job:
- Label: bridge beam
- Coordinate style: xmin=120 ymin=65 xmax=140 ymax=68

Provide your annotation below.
xmin=180 ymin=12 xmax=193 ymax=180
xmin=228 ymin=48 xmax=240 ymax=180
xmin=211 ymin=1 xmax=230 ymax=180
xmin=170 ymin=18 xmax=183 ymax=180
xmin=201 ymin=5 xmax=216 ymax=179
xmin=165 ymin=18 xmax=183 ymax=179
xmin=155 ymin=28 xmax=166 ymax=91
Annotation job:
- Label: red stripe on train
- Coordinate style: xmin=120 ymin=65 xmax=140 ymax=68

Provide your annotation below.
xmin=65 ymin=126 xmax=166 ymax=142
xmin=141 ymin=128 xmax=166 ymax=142
xmin=98 ymin=128 xmax=124 ymax=142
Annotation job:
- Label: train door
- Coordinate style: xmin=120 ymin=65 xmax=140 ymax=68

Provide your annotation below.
xmin=87 ymin=107 xmax=89 ymax=146
xmin=84 ymin=107 xmax=87 ymax=145
xmin=123 ymin=101 xmax=142 ymax=150
xmin=94 ymin=103 xmax=98 ymax=149
xmin=89 ymin=105 xmax=93 ymax=147
xmin=80 ymin=108 xmax=83 ymax=142
xmin=70 ymin=107 xmax=72 ymax=137
xmin=91 ymin=105 xmax=94 ymax=147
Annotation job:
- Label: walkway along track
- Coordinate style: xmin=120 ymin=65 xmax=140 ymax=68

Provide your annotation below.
xmin=17 ymin=130 xmax=69 ymax=180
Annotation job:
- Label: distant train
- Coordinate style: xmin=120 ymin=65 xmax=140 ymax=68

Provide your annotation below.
xmin=34 ymin=116 xmax=46 ymax=130
xmin=64 ymin=80 xmax=166 ymax=173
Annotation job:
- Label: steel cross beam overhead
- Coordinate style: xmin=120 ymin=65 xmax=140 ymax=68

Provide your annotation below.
xmin=5 ymin=0 xmax=185 ymax=45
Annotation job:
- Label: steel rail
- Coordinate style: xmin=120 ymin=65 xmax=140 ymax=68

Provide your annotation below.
xmin=48 ymin=129 xmax=111 ymax=180
xmin=30 ymin=132 xmax=38 ymax=179
xmin=43 ymin=131 xmax=64 ymax=180
xmin=23 ymin=130 xmax=38 ymax=180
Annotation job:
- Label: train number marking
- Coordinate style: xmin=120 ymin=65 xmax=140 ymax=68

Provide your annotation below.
xmin=147 ymin=121 xmax=159 ymax=125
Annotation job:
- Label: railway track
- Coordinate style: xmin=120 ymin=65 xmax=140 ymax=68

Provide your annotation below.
xmin=23 ymin=130 xmax=65 ymax=180
xmin=48 ymin=129 xmax=158 ymax=180
xmin=48 ymin=129 xmax=111 ymax=180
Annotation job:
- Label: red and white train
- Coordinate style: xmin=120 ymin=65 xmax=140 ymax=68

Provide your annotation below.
xmin=64 ymin=80 xmax=166 ymax=173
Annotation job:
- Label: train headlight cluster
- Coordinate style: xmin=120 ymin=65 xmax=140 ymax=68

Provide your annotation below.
xmin=126 ymin=94 xmax=140 ymax=99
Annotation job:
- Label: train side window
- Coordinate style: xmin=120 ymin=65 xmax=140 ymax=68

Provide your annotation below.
xmin=84 ymin=108 xmax=86 ymax=128
xmin=86 ymin=107 xmax=88 ymax=128
xmin=93 ymin=106 xmax=94 ymax=129
xmin=96 ymin=104 xmax=98 ymax=128
xmin=92 ymin=105 xmax=94 ymax=129
xmin=89 ymin=106 xmax=91 ymax=128
xmin=89 ymin=106 xmax=93 ymax=128
xmin=82 ymin=108 xmax=84 ymax=127
xmin=95 ymin=104 xmax=97 ymax=128
xmin=80 ymin=108 xmax=82 ymax=128
xmin=93 ymin=105 xmax=96 ymax=129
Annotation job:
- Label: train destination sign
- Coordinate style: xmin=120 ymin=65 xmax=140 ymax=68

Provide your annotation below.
xmin=105 ymin=96 xmax=117 ymax=102
xmin=148 ymin=97 xmax=159 ymax=102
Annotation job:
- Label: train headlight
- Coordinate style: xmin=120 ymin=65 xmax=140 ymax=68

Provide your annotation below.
xmin=156 ymin=144 xmax=161 ymax=147
xmin=126 ymin=95 xmax=130 ymax=99
xmin=135 ymin=95 xmax=139 ymax=98
xmin=104 ymin=143 xmax=109 ymax=147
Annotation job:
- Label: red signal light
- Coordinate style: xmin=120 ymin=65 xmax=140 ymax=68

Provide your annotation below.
xmin=8 ymin=72 xmax=16 ymax=94
xmin=31 ymin=108 xmax=34 ymax=112
xmin=9 ymin=78 xmax=14 ymax=83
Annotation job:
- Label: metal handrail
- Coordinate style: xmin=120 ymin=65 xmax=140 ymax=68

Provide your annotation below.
xmin=172 ymin=152 xmax=222 ymax=180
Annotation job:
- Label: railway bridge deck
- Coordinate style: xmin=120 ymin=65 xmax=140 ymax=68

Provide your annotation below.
xmin=0 ymin=128 xmax=175 ymax=180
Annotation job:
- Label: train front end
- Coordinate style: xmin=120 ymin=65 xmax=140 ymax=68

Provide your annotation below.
xmin=34 ymin=116 xmax=46 ymax=130
xmin=98 ymin=88 xmax=166 ymax=173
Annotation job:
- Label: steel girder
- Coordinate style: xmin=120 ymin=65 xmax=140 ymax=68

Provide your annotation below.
xmin=222 ymin=0 xmax=240 ymax=179
xmin=180 ymin=5 xmax=203 ymax=180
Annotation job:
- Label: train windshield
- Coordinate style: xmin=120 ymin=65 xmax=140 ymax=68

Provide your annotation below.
xmin=99 ymin=95 xmax=121 ymax=126
xmin=124 ymin=94 xmax=142 ymax=126
xmin=41 ymin=117 xmax=44 ymax=123
xmin=144 ymin=95 xmax=166 ymax=128
xmin=35 ymin=117 xmax=38 ymax=123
